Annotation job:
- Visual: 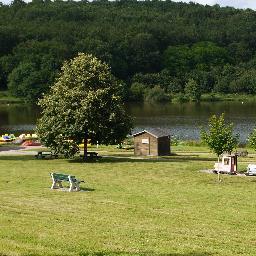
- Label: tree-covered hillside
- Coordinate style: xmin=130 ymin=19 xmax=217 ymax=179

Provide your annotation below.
xmin=0 ymin=0 xmax=256 ymax=102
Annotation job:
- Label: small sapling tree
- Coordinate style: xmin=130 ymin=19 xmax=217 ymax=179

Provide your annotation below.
xmin=184 ymin=78 xmax=201 ymax=102
xmin=248 ymin=128 xmax=256 ymax=151
xmin=36 ymin=53 xmax=133 ymax=160
xmin=201 ymin=113 xmax=239 ymax=181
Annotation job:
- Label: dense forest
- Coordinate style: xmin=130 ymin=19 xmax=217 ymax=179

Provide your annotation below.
xmin=0 ymin=0 xmax=256 ymax=102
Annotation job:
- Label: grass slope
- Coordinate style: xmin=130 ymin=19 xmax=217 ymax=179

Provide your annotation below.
xmin=0 ymin=147 xmax=256 ymax=256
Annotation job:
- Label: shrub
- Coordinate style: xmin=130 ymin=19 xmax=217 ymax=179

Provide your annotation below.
xmin=144 ymin=85 xmax=170 ymax=103
xmin=129 ymin=82 xmax=146 ymax=101
xmin=184 ymin=78 xmax=201 ymax=102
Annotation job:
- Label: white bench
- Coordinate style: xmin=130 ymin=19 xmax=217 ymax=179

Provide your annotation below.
xmin=50 ymin=173 xmax=84 ymax=192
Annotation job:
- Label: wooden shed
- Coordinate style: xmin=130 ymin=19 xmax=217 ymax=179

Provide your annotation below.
xmin=133 ymin=128 xmax=171 ymax=156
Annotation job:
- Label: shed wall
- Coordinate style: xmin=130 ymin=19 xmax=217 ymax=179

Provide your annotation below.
xmin=134 ymin=133 xmax=158 ymax=156
xmin=157 ymin=136 xmax=171 ymax=156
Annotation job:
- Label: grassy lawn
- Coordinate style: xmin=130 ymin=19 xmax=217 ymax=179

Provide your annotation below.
xmin=1 ymin=146 xmax=256 ymax=256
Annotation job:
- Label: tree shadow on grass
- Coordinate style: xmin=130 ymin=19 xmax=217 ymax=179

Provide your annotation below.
xmin=0 ymin=155 xmax=35 ymax=161
xmin=0 ymin=154 xmax=215 ymax=164
xmin=0 ymin=155 xmax=63 ymax=161
xmin=80 ymin=186 xmax=95 ymax=192
xmin=68 ymin=155 xmax=214 ymax=164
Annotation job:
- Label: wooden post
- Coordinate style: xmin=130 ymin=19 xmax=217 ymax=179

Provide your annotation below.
xmin=217 ymin=156 xmax=221 ymax=182
xmin=235 ymin=155 xmax=238 ymax=173
xmin=83 ymin=132 xmax=88 ymax=162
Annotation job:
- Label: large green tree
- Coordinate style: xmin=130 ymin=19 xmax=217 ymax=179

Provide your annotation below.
xmin=36 ymin=53 xmax=133 ymax=160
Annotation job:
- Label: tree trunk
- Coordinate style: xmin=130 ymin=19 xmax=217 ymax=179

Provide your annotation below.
xmin=217 ymin=156 xmax=221 ymax=182
xmin=83 ymin=133 xmax=88 ymax=162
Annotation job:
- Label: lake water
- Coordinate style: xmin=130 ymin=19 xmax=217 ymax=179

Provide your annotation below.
xmin=0 ymin=101 xmax=256 ymax=142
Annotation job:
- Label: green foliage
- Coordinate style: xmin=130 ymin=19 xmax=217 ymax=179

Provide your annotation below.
xmin=37 ymin=53 xmax=133 ymax=158
xmin=170 ymin=135 xmax=180 ymax=146
xmin=126 ymin=33 xmax=161 ymax=74
xmin=130 ymin=72 xmax=173 ymax=102
xmin=8 ymin=60 xmax=56 ymax=102
xmin=132 ymin=72 xmax=162 ymax=88
xmin=163 ymin=45 xmax=192 ymax=76
xmin=144 ymin=85 xmax=170 ymax=103
xmin=230 ymin=69 xmax=256 ymax=94
xmin=6 ymin=40 xmax=68 ymax=101
xmin=174 ymin=92 xmax=189 ymax=103
xmin=191 ymin=41 xmax=229 ymax=70
xmin=184 ymin=78 xmax=201 ymax=102
xmin=0 ymin=1 xmax=256 ymax=101
xmin=74 ymin=38 xmax=112 ymax=66
xmin=248 ymin=129 xmax=256 ymax=151
xmin=201 ymin=113 xmax=239 ymax=157
xmin=129 ymin=82 xmax=146 ymax=101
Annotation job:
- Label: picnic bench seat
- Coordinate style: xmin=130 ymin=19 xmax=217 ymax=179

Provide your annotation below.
xmin=35 ymin=151 xmax=58 ymax=159
xmin=50 ymin=172 xmax=84 ymax=192
xmin=79 ymin=151 xmax=102 ymax=160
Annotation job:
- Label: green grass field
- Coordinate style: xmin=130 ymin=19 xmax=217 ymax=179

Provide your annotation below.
xmin=1 ymin=146 xmax=256 ymax=256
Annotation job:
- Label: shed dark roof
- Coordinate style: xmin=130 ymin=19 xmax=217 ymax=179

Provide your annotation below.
xmin=132 ymin=128 xmax=170 ymax=138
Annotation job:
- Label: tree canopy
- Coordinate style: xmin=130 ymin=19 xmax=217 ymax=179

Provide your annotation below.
xmin=36 ymin=53 xmax=132 ymax=159
xmin=201 ymin=113 xmax=239 ymax=158
xmin=0 ymin=0 xmax=256 ymax=102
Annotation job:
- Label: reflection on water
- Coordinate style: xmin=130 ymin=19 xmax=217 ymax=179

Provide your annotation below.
xmin=127 ymin=101 xmax=256 ymax=142
xmin=1 ymin=101 xmax=256 ymax=142
xmin=0 ymin=104 xmax=40 ymax=133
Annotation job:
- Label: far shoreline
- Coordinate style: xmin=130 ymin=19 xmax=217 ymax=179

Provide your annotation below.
xmin=1 ymin=91 xmax=256 ymax=105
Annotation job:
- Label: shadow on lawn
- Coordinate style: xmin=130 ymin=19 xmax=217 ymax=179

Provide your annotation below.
xmin=80 ymin=187 xmax=95 ymax=192
xmin=0 ymin=155 xmax=35 ymax=161
xmin=0 ymin=155 xmax=214 ymax=163
xmin=68 ymin=155 xmax=214 ymax=164
xmin=79 ymin=252 xmax=213 ymax=256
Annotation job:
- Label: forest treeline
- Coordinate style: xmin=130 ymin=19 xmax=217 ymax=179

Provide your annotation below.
xmin=1 ymin=0 xmax=256 ymax=102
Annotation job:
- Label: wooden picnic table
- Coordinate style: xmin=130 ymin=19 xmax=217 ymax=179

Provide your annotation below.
xmin=80 ymin=151 xmax=101 ymax=160
xmin=35 ymin=151 xmax=58 ymax=159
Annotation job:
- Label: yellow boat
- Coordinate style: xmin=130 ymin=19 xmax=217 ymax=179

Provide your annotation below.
xmin=79 ymin=139 xmax=92 ymax=148
xmin=0 ymin=135 xmax=12 ymax=142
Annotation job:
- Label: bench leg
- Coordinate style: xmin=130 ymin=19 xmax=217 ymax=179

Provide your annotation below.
xmin=68 ymin=175 xmax=75 ymax=192
xmin=51 ymin=173 xmax=62 ymax=189
xmin=68 ymin=176 xmax=81 ymax=192
xmin=51 ymin=179 xmax=58 ymax=189
xmin=69 ymin=181 xmax=75 ymax=192
xmin=58 ymin=181 xmax=63 ymax=188
xmin=75 ymin=182 xmax=80 ymax=192
xmin=51 ymin=180 xmax=62 ymax=189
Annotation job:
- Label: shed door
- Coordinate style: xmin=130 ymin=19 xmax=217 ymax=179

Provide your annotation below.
xmin=140 ymin=137 xmax=150 ymax=155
